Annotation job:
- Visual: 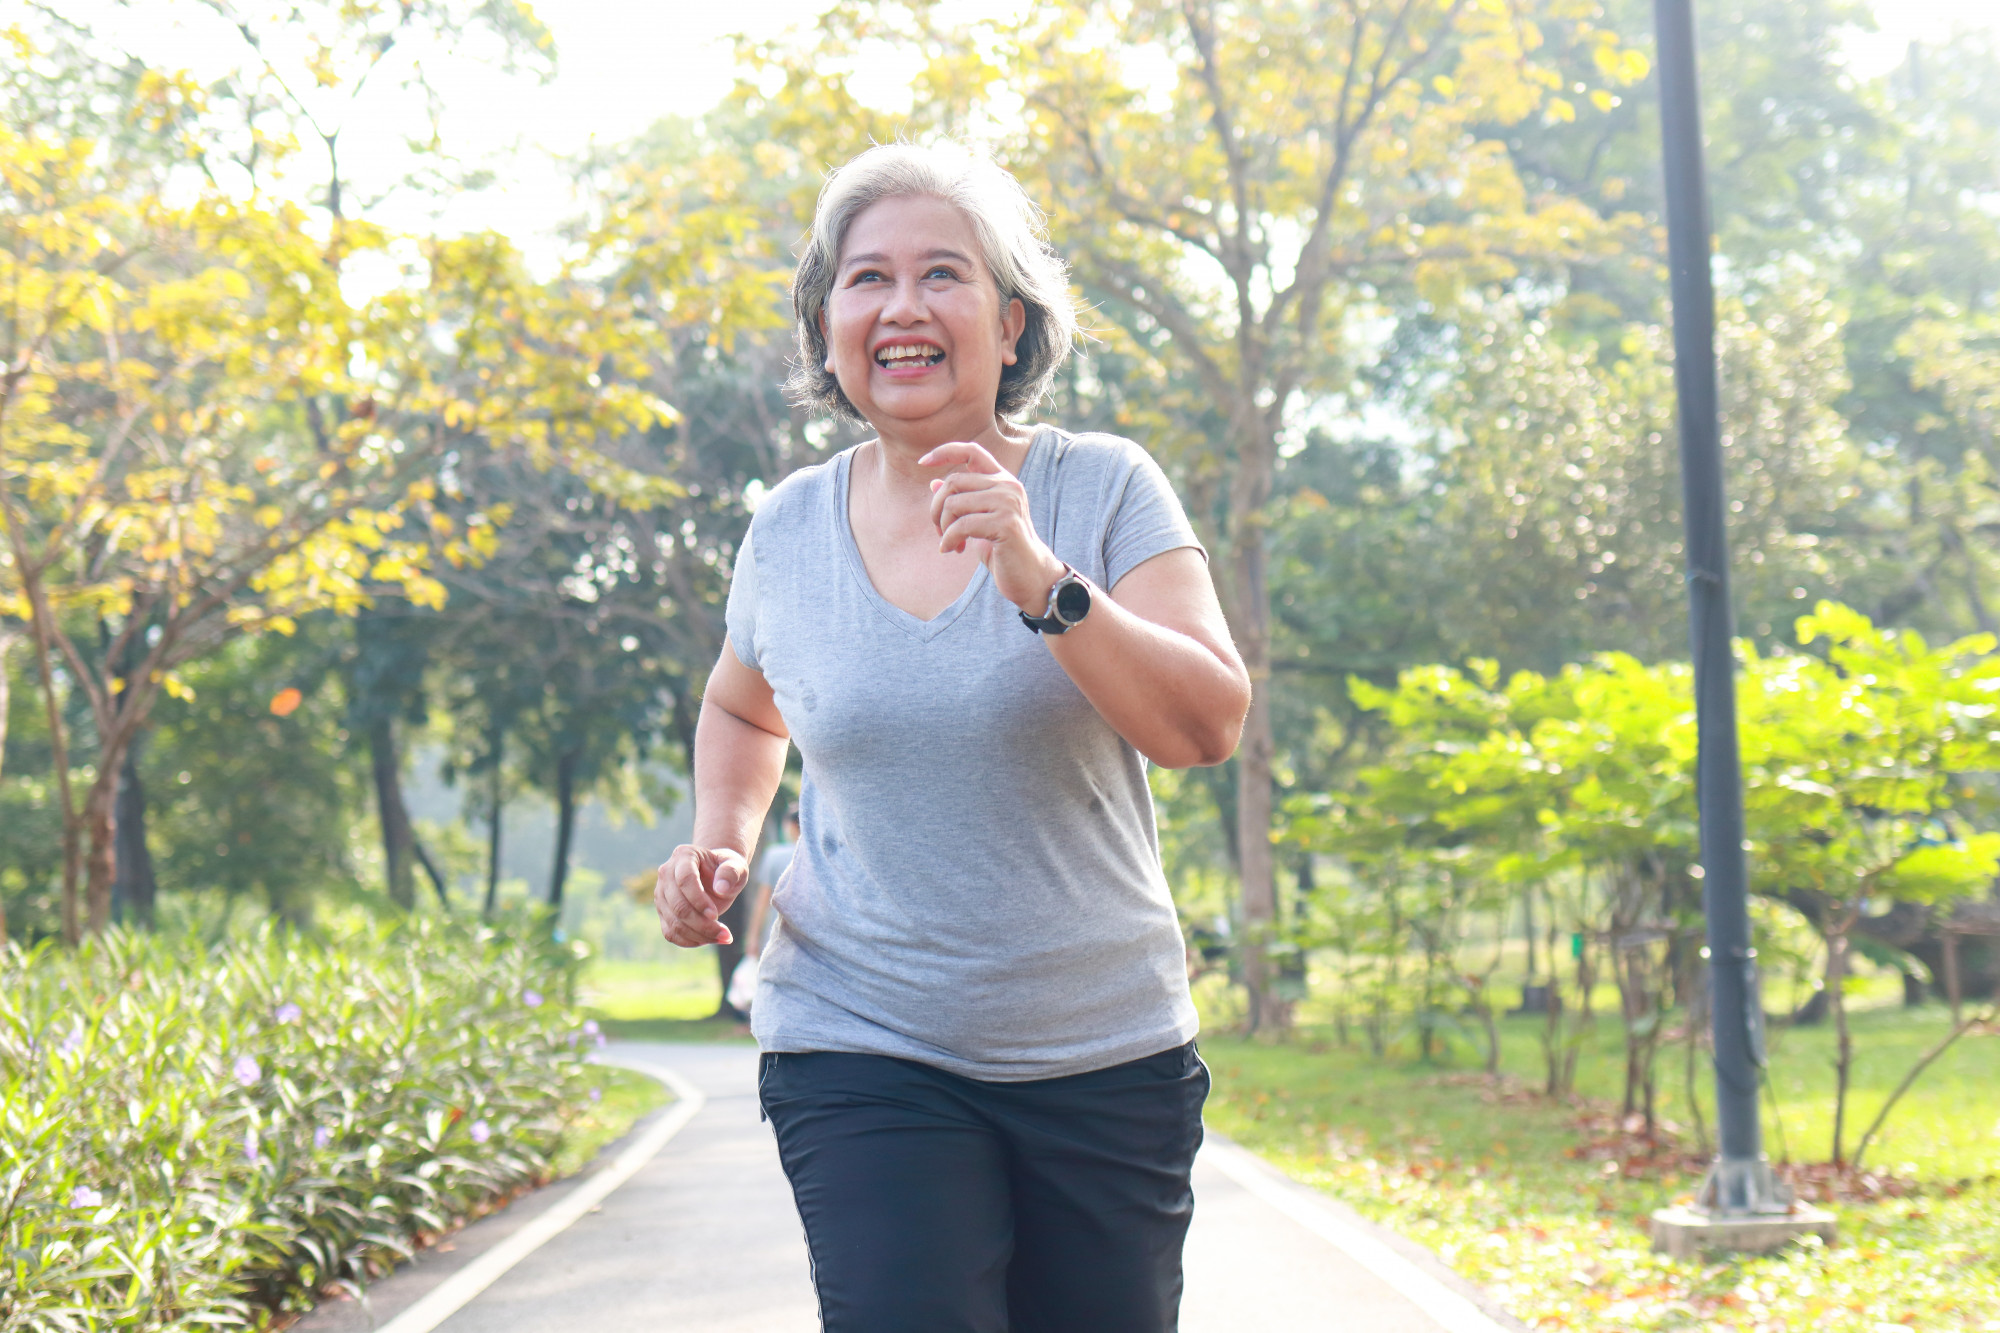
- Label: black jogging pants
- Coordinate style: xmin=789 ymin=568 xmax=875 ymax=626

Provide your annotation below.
xmin=758 ymin=1041 xmax=1210 ymax=1333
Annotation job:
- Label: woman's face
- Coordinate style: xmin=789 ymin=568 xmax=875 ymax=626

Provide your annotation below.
xmin=823 ymin=194 xmax=1027 ymax=439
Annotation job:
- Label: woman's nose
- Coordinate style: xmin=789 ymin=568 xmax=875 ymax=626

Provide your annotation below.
xmin=880 ymin=275 xmax=928 ymax=324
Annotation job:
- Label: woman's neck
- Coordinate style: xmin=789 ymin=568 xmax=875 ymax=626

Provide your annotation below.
xmin=863 ymin=415 xmax=1034 ymax=501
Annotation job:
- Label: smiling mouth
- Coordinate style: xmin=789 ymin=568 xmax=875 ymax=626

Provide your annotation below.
xmin=875 ymin=345 xmax=945 ymax=368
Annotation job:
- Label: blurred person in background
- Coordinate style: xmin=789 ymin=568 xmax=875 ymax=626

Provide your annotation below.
xmin=726 ymin=806 xmax=799 ymax=1015
xmin=745 ymin=805 xmax=799 ymax=961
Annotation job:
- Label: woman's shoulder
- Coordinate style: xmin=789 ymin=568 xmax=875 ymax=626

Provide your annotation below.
xmin=745 ymin=449 xmax=849 ymax=545
xmin=1042 ymin=425 xmax=1159 ymax=477
xmin=1040 ymin=426 xmax=1180 ymax=518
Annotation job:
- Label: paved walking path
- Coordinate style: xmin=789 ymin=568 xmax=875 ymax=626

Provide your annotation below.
xmin=295 ymin=1042 xmax=1523 ymax=1333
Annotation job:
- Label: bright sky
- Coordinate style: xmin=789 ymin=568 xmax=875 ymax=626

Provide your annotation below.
xmin=24 ymin=0 xmax=841 ymax=248
xmin=1843 ymin=0 xmax=2000 ymax=75
xmin=18 ymin=0 xmax=2000 ymax=252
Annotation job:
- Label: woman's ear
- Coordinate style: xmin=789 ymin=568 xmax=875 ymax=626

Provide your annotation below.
xmin=1000 ymin=297 xmax=1027 ymax=367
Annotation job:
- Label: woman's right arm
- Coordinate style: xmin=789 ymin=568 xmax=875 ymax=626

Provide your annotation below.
xmin=653 ymin=642 xmax=790 ymax=947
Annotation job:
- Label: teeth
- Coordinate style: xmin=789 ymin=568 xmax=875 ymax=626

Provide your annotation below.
xmin=876 ymin=346 xmax=942 ymax=365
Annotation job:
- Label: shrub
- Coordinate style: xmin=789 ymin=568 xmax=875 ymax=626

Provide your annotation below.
xmin=0 ymin=919 xmax=603 ymax=1330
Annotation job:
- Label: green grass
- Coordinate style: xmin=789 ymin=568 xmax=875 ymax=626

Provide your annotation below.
xmin=1265 ymin=942 xmax=1998 ymax=1177
xmin=1754 ymin=1008 xmax=1999 ymax=1182
xmin=1467 ymin=989 xmax=1996 ymax=1181
xmin=1200 ymin=992 xmax=2000 ymax=1330
xmin=579 ymin=950 xmax=755 ymax=1043
xmin=548 ymin=1064 xmax=673 ymax=1177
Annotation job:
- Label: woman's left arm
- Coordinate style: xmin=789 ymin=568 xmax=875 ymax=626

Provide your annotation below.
xmin=926 ymin=443 xmax=1250 ymax=769
xmin=1045 ymin=546 xmax=1250 ymax=767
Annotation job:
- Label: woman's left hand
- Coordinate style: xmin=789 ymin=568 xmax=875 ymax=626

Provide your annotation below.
xmin=922 ymin=441 xmax=1066 ymax=614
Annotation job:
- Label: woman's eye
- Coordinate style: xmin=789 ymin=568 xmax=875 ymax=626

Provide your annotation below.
xmin=926 ymin=267 xmax=958 ymax=281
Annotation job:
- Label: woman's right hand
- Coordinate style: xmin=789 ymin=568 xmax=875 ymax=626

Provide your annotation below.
xmin=654 ymin=844 xmax=750 ymax=947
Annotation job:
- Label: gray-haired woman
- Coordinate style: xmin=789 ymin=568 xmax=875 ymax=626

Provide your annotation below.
xmin=653 ymin=142 xmax=1251 ymax=1332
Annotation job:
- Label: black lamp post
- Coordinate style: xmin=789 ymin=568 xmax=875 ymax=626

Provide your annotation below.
xmin=1650 ymin=0 xmax=1793 ymax=1219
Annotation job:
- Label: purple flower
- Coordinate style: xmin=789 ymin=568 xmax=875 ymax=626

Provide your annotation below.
xmin=522 ymin=990 xmax=544 ymax=1009
xmin=595 ymin=1032 xmax=608 ymax=1048
xmin=69 ymin=1186 xmax=102 ymax=1209
xmin=582 ymin=1019 xmax=600 ymax=1036
xmin=469 ymin=1120 xmax=491 ymax=1144
xmin=244 ymin=1134 xmax=261 ymax=1165
xmin=589 ymin=1087 xmax=602 ymax=1103
xmin=275 ymin=1002 xmax=303 ymax=1025
xmin=57 ymin=1025 xmax=83 ymax=1058
xmin=232 ymin=1055 xmax=261 ymax=1086
xmin=313 ymin=1125 xmax=332 ymax=1150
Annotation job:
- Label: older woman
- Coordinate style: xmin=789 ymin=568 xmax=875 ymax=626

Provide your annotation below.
xmin=654 ymin=143 xmax=1250 ymax=1333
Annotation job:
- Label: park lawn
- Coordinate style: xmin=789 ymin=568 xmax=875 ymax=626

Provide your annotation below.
xmin=580 ymin=950 xmax=756 ymax=1042
xmin=1201 ymin=1001 xmax=2000 ymax=1331
xmin=549 ymin=1064 xmax=673 ymax=1176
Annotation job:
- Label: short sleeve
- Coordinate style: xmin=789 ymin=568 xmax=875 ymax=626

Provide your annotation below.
xmin=1101 ymin=446 xmax=1205 ymax=589
xmin=724 ymin=527 xmax=762 ymax=671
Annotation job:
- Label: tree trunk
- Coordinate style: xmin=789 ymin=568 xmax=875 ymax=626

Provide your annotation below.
xmin=1682 ymin=949 xmax=1711 ymax=1155
xmin=1542 ymin=970 xmax=1564 ymax=1096
xmin=0 ymin=626 xmax=13 ymax=784
xmin=1608 ymin=864 xmax=1679 ymax=1132
xmin=1228 ymin=427 xmax=1283 ymax=1032
xmin=81 ymin=742 xmax=124 ymax=935
xmin=21 ymin=596 xmax=82 ymax=943
xmin=548 ymin=746 xmax=580 ymax=924
xmin=1524 ymin=883 xmax=1539 ymax=981
xmin=484 ymin=732 xmax=505 ymax=919
xmin=1943 ymin=930 xmax=1963 ymax=1025
xmin=0 ymin=643 xmax=8 ymax=946
xmin=0 ymin=629 xmax=8 ymax=947
xmin=1565 ymin=944 xmax=1596 ymax=1095
xmin=1468 ymin=965 xmax=1501 ymax=1077
xmin=413 ymin=837 xmax=451 ymax=910
xmin=370 ymin=716 xmax=417 ymax=910
xmin=112 ymin=733 xmax=157 ymax=927
xmin=1827 ymin=925 xmax=1854 ymax=1164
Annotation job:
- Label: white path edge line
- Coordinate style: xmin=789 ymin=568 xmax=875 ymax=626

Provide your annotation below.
xmin=1201 ymin=1137 xmax=1512 ymax=1333
xmin=372 ymin=1056 xmax=705 ymax=1333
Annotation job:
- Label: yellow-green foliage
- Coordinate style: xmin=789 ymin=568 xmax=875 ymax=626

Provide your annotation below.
xmin=0 ymin=921 xmax=602 ymax=1330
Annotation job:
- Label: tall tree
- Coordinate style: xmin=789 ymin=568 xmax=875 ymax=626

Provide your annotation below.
xmin=743 ymin=0 xmax=1649 ymax=1027
xmin=181 ymin=0 xmax=555 ymax=907
xmin=0 ymin=49 xmax=701 ymax=936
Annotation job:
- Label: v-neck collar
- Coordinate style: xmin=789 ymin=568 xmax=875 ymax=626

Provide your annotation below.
xmin=834 ymin=430 xmax=1051 ymax=642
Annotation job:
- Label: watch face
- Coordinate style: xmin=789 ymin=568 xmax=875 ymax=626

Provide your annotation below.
xmin=1054 ymin=577 xmax=1091 ymax=623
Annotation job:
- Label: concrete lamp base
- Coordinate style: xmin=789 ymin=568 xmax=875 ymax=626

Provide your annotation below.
xmin=1649 ymin=1204 xmax=1838 ymax=1259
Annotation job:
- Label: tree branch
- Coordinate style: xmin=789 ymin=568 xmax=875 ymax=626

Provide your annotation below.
xmin=1079 ymin=252 xmax=1235 ymax=407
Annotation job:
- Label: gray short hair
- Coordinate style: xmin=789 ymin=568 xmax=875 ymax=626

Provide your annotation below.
xmin=788 ymin=143 xmax=1079 ymax=423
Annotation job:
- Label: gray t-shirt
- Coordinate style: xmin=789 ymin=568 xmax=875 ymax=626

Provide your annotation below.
xmin=726 ymin=427 xmax=1201 ymax=1081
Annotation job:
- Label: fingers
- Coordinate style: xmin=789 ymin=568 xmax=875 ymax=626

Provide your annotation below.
xmin=929 ymin=471 xmax=1024 ymax=543
xmin=937 ymin=510 xmax=1014 ymax=555
xmin=918 ymin=441 xmax=1003 ymax=474
xmin=653 ymin=845 xmax=738 ymax=948
xmin=712 ymin=854 xmax=749 ymax=903
xmin=652 ymin=857 xmax=705 ymax=947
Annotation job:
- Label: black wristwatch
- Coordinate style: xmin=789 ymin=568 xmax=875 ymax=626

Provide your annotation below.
xmin=1020 ymin=566 xmax=1092 ymax=635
